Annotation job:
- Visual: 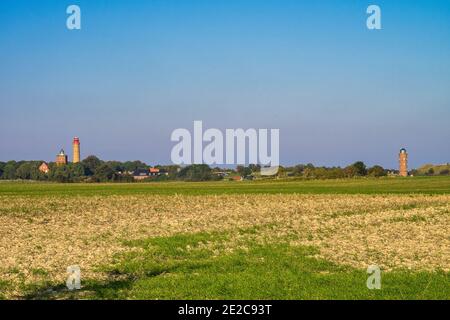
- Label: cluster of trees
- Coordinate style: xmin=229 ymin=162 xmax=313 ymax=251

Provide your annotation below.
xmin=410 ymin=168 xmax=450 ymax=176
xmin=0 ymin=161 xmax=48 ymax=181
xmin=408 ymin=163 xmax=450 ymax=176
xmin=235 ymin=161 xmax=388 ymax=179
xmin=287 ymin=161 xmax=387 ymax=179
xmin=0 ymin=157 xmax=151 ymax=183
xmin=236 ymin=164 xmax=260 ymax=177
xmin=176 ymin=164 xmax=222 ymax=182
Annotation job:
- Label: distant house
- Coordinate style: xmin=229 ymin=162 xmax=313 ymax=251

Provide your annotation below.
xmin=214 ymin=171 xmax=229 ymax=178
xmin=149 ymin=167 xmax=160 ymax=176
xmin=131 ymin=167 xmax=169 ymax=180
xmin=387 ymin=170 xmax=399 ymax=177
xmin=150 ymin=167 xmax=169 ymax=176
xmin=132 ymin=169 xmax=151 ymax=181
xmin=39 ymin=162 xmax=49 ymax=174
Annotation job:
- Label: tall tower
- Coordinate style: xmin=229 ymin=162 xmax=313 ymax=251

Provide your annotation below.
xmin=73 ymin=137 xmax=80 ymax=163
xmin=399 ymin=148 xmax=408 ymax=177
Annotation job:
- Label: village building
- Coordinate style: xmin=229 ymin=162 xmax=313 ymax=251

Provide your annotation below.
xmin=132 ymin=167 xmax=168 ymax=180
xmin=149 ymin=167 xmax=160 ymax=176
xmin=213 ymin=171 xmax=229 ymax=178
xmin=150 ymin=167 xmax=169 ymax=176
xmin=38 ymin=162 xmax=49 ymax=174
xmin=132 ymin=169 xmax=151 ymax=181
xmin=56 ymin=149 xmax=68 ymax=166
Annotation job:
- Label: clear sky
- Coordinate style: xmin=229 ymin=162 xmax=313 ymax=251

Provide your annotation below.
xmin=0 ymin=0 xmax=449 ymax=169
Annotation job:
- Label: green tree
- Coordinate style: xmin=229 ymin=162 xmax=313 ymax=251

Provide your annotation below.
xmin=82 ymin=155 xmax=102 ymax=176
xmin=302 ymin=167 xmax=315 ymax=178
xmin=343 ymin=165 xmax=359 ymax=178
xmin=352 ymin=161 xmax=367 ymax=176
xmin=368 ymin=165 xmax=386 ymax=177
xmin=236 ymin=166 xmax=252 ymax=177
xmin=68 ymin=163 xmax=86 ymax=181
xmin=0 ymin=161 xmax=5 ymax=179
xmin=51 ymin=166 xmax=71 ymax=183
xmin=312 ymin=167 xmax=328 ymax=179
xmin=249 ymin=164 xmax=261 ymax=173
xmin=2 ymin=161 xmax=18 ymax=180
xmin=293 ymin=164 xmax=305 ymax=176
xmin=326 ymin=167 xmax=345 ymax=179
xmin=122 ymin=161 xmax=148 ymax=172
xmin=16 ymin=162 xmax=33 ymax=179
xmin=177 ymin=164 xmax=214 ymax=181
xmin=106 ymin=161 xmax=125 ymax=173
xmin=94 ymin=164 xmax=117 ymax=182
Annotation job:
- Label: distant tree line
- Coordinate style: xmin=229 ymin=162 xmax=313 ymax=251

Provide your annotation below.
xmin=230 ymin=161 xmax=388 ymax=179
xmin=410 ymin=167 xmax=450 ymax=176
xmin=402 ymin=162 xmax=450 ymax=177
xmin=283 ymin=161 xmax=388 ymax=179
xmin=0 ymin=157 xmax=220 ymax=183
xmin=0 ymin=156 xmax=146 ymax=183
xmin=2 ymin=158 xmax=447 ymax=183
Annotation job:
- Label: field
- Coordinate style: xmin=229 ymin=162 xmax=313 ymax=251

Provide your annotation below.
xmin=0 ymin=177 xmax=449 ymax=299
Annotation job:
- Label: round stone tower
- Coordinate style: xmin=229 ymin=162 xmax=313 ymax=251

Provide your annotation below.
xmin=399 ymin=148 xmax=408 ymax=177
xmin=73 ymin=137 xmax=80 ymax=163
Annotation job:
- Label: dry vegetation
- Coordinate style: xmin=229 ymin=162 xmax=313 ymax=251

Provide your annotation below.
xmin=0 ymin=193 xmax=449 ymax=298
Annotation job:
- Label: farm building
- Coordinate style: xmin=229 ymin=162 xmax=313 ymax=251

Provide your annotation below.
xmin=38 ymin=162 xmax=49 ymax=174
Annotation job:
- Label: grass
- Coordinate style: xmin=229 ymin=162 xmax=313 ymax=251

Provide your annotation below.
xmin=1 ymin=176 xmax=450 ymax=197
xmin=27 ymin=231 xmax=449 ymax=300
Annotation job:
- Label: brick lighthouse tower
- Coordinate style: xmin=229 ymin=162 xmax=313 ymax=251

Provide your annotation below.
xmin=399 ymin=148 xmax=408 ymax=177
xmin=73 ymin=137 xmax=80 ymax=163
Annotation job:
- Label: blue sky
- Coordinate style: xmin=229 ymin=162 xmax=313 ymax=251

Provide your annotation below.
xmin=0 ymin=0 xmax=449 ymax=168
